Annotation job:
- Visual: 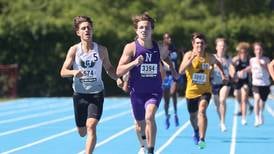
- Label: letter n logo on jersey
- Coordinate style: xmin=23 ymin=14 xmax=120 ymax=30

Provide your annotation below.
xmin=145 ymin=53 xmax=152 ymax=62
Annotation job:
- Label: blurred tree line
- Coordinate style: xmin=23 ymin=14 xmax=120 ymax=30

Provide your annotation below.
xmin=0 ymin=0 xmax=273 ymax=97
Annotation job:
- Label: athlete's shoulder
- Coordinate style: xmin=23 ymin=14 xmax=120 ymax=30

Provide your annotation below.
xmin=68 ymin=44 xmax=79 ymax=55
xmin=125 ymin=41 xmax=136 ymax=47
xmin=96 ymin=43 xmax=107 ymax=52
xmin=249 ymin=57 xmax=255 ymax=64
xmin=249 ymin=57 xmax=256 ymax=61
xmin=184 ymin=50 xmax=192 ymax=56
xmin=232 ymin=55 xmax=239 ymax=62
xmin=124 ymin=41 xmax=136 ymax=51
xmin=207 ymin=52 xmax=214 ymax=58
xmin=263 ymin=56 xmax=270 ymax=62
xmin=70 ymin=43 xmax=79 ymax=50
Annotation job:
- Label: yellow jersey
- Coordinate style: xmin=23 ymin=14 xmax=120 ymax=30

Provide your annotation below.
xmin=185 ymin=52 xmax=212 ymax=99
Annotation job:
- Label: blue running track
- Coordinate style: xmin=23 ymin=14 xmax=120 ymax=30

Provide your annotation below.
xmin=0 ymin=97 xmax=273 ymax=154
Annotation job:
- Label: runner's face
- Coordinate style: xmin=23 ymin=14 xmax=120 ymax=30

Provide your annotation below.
xmin=192 ymin=38 xmax=206 ymax=54
xmin=163 ymin=34 xmax=172 ymax=45
xmin=77 ymin=22 xmax=93 ymax=41
xmin=254 ymin=44 xmax=263 ymax=57
xmin=216 ymin=41 xmax=227 ymax=56
xmin=136 ymin=20 xmax=152 ymax=40
xmin=239 ymin=49 xmax=248 ymax=60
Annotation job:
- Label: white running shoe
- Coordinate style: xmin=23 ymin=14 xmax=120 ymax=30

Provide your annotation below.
xmin=254 ymin=119 xmax=260 ymax=127
xmin=138 ymin=147 xmax=146 ymax=154
xmin=254 ymin=117 xmax=260 ymax=127
xmin=258 ymin=116 xmax=264 ymax=126
xmin=220 ymin=123 xmax=227 ymax=132
xmin=241 ymin=119 xmax=247 ymax=125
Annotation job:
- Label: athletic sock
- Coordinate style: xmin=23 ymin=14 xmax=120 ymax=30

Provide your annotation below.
xmin=147 ymin=147 xmax=154 ymax=154
xmin=141 ymin=135 xmax=146 ymax=140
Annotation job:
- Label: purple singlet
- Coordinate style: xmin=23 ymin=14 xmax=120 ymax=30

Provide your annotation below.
xmin=129 ymin=41 xmax=162 ymax=93
xmin=129 ymin=40 xmax=163 ymax=121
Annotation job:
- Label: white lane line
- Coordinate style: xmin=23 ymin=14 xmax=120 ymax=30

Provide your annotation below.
xmin=0 ymin=103 xmax=130 ymax=137
xmin=0 ymin=103 xmax=71 ymax=117
xmin=98 ymin=111 xmax=131 ymax=123
xmin=230 ymin=101 xmax=238 ymax=154
xmin=0 ymin=99 xmax=128 ymax=118
xmin=0 ymin=101 xmax=129 ymax=137
xmin=96 ymin=126 xmax=135 ymax=148
xmin=1 ymin=128 xmax=77 ymax=154
xmin=0 ymin=116 xmax=73 ymax=137
xmin=155 ymin=121 xmax=190 ymax=154
xmin=102 ymin=101 xmax=129 ymax=110
xmin=0 ymin=100 xmax=128 ymax=122
xmin=0 ymin=108 xmax=71 ymax=124
xmin=1 ymin=110 xmax=131 ymax=154
xmin=266 ymin=104 xmax=274 ymax=117
xmin=0 ymin=99 xmax=71 ymax=112
xmin=0 ymin=109 xmax=130 ymax=138
xmin=77 ymin=101 xmax=186 ymax=154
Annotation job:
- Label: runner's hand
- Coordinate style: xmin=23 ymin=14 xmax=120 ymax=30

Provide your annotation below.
xmin=116 ymin=78 xmax=123 ymax=88
xmin=73 ymin=70 xmax=84 ymax=78
xmin=134 ymin=55 xmax=144 ymax=66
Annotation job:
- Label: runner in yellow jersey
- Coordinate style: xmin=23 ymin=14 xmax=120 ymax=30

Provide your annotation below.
xmin=179 ymin=32 xmax=227 ymax=149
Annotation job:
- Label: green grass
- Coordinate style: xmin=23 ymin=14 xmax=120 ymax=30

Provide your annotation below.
xmin=0 ymin=98 xmax=15 ymax=103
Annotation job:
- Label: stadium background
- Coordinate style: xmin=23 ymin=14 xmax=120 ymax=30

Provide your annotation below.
xmin=0 ymin=0 xmax=274 ymax=97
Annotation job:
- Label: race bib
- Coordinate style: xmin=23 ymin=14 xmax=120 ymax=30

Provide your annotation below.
xmin=192 ymin=73 xmax=207 ymax=84
xmin=253 ymin=68 xmax=263 ymax=79
xmin=83 ymin=69 xmax=97 ymax=77
xmin=237 ymin=71 xmax=247 ymax=79
xmin=80 ymin=69 xmax=97 ymax=83
xmin=201 ymin=63 xmax=210 ymax=70
xmin=254 ymin=73 xmax=263 ymax=79
xmin=140 ymin=64 xmax=158 ymax=77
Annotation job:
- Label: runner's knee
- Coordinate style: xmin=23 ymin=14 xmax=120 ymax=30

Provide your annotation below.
xmin=86 ymin=119 xmax=97 ymax=133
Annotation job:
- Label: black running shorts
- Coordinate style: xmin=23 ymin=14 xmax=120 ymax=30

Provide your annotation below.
xmin=234 ymin=79 xmax=249 ymax=90
xmin=252 ymin=86 xmax=270 ymax=102
xmin=186 ymin=93 xmax=211 ymax=113
xmin=73 ymin=91 xmax=104 ymax=127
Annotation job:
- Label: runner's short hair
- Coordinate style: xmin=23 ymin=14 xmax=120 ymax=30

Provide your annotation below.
xmin=73 ymin=16 xmax=93 ymax=33
xmin=132 ymin=12 xmax=155 ymax=30
xmin=192 ymin=32 xmax=206 ymax=43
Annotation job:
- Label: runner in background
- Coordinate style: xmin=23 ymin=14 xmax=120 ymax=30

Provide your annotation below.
xmin=179 ymin=32 xmax=227 ymax=149
xmin=232 ymin=42 xmax=253 ymax=125
xmin=242 ymin=42 xmax=271 ymax=127
xmin=211 ymin=38 xmax=234 ymax=132
xmin=161 ymin=32 xmax=182 ymax=129
xmin=269 ymin=59 xmax=274 ymax=81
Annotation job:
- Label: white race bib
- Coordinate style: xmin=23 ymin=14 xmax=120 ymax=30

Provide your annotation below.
xmin=140 ymin=64 xmax=158 ymax=77
xmin=253 ymin=68 xmax=263 ymax=79
xmin=192 ymin=73 xmax=207 ymax=84
xmin=80 ymin=69 xmax=97 ymax=83
xmin=237 ymin=71 xmax=247 ymax=79
xmin=201 ymin=63 xmax=210 ymax=70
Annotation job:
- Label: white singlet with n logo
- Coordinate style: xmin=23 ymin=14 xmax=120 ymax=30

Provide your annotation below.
xmin=72 ymin=42 xmax=104 ymax=94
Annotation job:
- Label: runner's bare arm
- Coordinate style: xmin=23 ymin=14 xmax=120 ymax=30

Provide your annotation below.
xmin=60 ymin=45 xmax=82 ymax=78
xmin=116 ymin=42 xmax=143 ymax=77
xmin=211 ymin=54 xmax=228 ymax=81
xmin=268 ymin=59 xmax=274 ymax=81
xmin=178 ymin=51 xmax=195 ymax=74
xmin=159 ymin=42 xmax=179 ymax=79
xmin=99 ymin=45 xmax=120 ymax=80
